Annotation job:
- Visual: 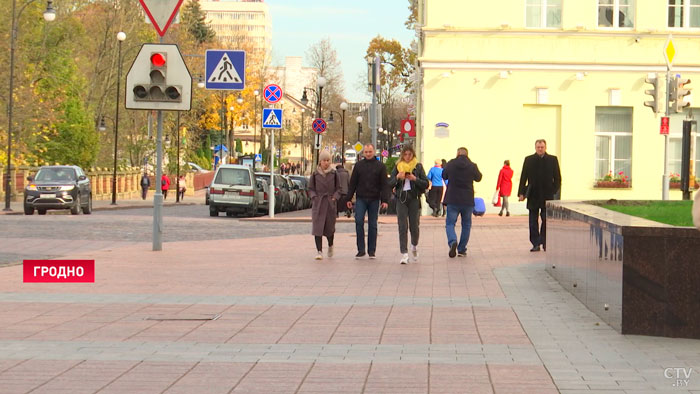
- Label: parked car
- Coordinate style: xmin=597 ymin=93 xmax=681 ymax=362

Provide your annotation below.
xmin=187 ymin=162 xmax=209 ymax=172
xmin=255 ymin=172 xmax=291 ymax=213
xmin=292 ymin=179 xmax=310 ymax=209
xmin=288 ymin=175 xmax=310 ymax=209
xmin=281 ymin=176 xmax=299 ymax=211
xmin=208 ymin=164 xmax=260 ymax=217
xmin=255 ymin=178 xmax=269 ymax=214
xmin=24 ymin=165 xmax=92 ymax=215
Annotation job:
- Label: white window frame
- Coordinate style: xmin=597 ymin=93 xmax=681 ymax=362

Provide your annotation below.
xmin=598 ymin=0 xmax=636 ymax=29
xmin=594 ymin=107 xmax=633 ymax=183
xmin=667 ymin=0 xmax=700 ymax=29
xmin=525 ymin=0 xmax=562 ymax=28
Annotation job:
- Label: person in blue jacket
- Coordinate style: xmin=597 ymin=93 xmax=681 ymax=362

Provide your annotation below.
xmin=426 ymin=159 xmax=444 ymax=217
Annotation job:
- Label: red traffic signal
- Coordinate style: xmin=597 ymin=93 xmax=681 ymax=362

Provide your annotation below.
xmin=150 ymin=53 xmax=166 ymax=67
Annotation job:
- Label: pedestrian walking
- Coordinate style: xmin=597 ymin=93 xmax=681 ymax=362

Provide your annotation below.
xmin=518 ymin=139 xmax=561 ymax=252
xmin=426 ymin=159 xmax=444 ymax=217
xmin=309 ymin=150 xmax=341 ymax=260
xmin=443 ymin=147 xmax=482 ymax=258
xmin=496 ymin=160 xmax=514 ymax=217
xmin=335 ymin=162 xmax=350 ymax=217
xmin=140 ymin=172 xmax=150 ymax=200
xmin=388 ymin=146 xmax=428 ymax=264
xmin=346 ymin=144 xmax=389 ymax=259
xmin=161 ymin=173 xmax=170 ymax=200
xmin=178 ymin=175 xmax=186 ymax=201
xmin=440 ymin=158 xmax=448 ymax=217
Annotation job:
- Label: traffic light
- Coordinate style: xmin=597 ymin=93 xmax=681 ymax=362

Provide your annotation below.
xmin=125 ymin=44 xmax=192 ymax=111
xmin=673 ymin=77 xmax=692 ymax=113
xmin=133 ymin=52 xmax=181 ymax=103
xmin=643 ymin=74 xmax=660 ymax=113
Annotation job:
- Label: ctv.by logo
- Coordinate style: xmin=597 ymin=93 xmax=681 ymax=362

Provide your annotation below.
xmin=665 ymin=367 xmax=693 ymax=387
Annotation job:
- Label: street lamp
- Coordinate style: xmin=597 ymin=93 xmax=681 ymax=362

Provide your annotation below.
xmin=4 ymin=0 xmax=55 ymax=211
xmin=328 ymin=101 xmax=348 ymax=163
xmin=110 ymin=31 xmax=127 ymax=205
xmin=356 ymin=115 xmax=363 ymax=143
xmin=378 ymin=127 xmax=384 ymax=151
xmin=253 ymin=89 xmax=259 ymax=156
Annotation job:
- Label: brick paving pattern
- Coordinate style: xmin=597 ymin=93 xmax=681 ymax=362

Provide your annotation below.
xmin=0 ymin=213 xmax=698 ymax=393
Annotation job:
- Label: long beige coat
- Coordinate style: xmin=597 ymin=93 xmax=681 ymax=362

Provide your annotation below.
xmin=309 ymin=168 xmax=341 ymax=237
xmin=693 ymin=190 xmax=700 ymax=230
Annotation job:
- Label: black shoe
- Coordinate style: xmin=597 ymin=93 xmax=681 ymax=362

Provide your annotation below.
xmin=355 ymin=252 xmax=366 ymax=259
xmin=506 ymin=212 xmax=510 ymax=217
xmin=530 ymin=245 xmax=541 ymax=252
xmin=368 ymin=253 xmax=376 ymax=259
xmin=498 ymin=211 xmax=503 ymax=216
xmin=457 ymin=251 xmax=466 ymax=257
xmin=449 ymin=242 xmax=457 ymax=258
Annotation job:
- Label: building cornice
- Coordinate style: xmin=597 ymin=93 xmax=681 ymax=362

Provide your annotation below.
xmin=422 ymin=28 xmax=700 ymax=39
xmin=420 ymin=61 xmax=700 ymax=73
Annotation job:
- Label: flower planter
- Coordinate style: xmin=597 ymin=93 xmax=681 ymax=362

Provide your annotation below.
xmin=594 ymin=181 xmax=631 ymax=188
xmin=669 ymin=181 xmax=700 ymax=190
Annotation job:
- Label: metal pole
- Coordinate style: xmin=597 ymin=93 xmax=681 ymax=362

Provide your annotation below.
xmin=4 ymin=0 xmax=18 ymax=211
xmin=153 ymin=109 xmax=164 ymax=251
xmin=269 ymin=123 xmax=275 ymax=218
xmin=663 ymin=70 xmax=671 ymax=200
xmin=175 ymin=112 xmax=181 ymax=203
xmin=301 ymin=110 xmax=304 ymax=174
xmin=111 ymin=39 xmax=123 ymax=205
xmin=341 ymin=109 xmax=346 ymax=164
xmin=314 ymin=85 xmax=323 ymax=167
xmin=253 ymin=95 xmax=258 ymax=158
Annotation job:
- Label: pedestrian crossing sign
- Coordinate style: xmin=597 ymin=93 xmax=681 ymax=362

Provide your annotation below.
xmin=205 ymin=50 xmax=245 ymax=90
xmin=262 ymin=108 xmax=282 ymax=129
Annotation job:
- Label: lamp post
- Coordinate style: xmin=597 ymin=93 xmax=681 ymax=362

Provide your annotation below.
xmin=229 ymin=93 xmax=243 ymax=160
xmin=253 ymin=89 xmax=259 ymax=157
xmin=109 ymin=31 xmax=126 ymax=205
xmin=356 ymin=115 xmax=363 ymax=143
xmin=4 ymin=0 xmax=55 ymax=211
xmin=328 ymin=102 xmax=348 ymax=164
xmin=300 ymin=76 xmax=326 ymax=166
xmin=175 ymin=112 xmax=181 ymax=203
xmin=300 ymin=108 xmax=305 ymax=173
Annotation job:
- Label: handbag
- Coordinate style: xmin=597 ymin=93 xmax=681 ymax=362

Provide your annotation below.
xmin=492 ymin=190 xmax=499 ymax=205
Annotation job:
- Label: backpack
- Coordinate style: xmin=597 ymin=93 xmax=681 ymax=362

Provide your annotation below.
xmin=473 ymin=197 xmax=486 ymax=216
xmin=161 ymin=178 xmax=167 ymax=186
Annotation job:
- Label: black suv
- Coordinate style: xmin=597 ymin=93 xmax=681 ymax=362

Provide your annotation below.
xmin=24 ymin=165 xmax=92 ymax=215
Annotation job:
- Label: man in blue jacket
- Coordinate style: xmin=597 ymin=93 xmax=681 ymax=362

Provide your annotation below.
xmin=346 ymin=144 xmax=389 ymax=259
xmin=443 ymin=147 xmax=482 ymax=258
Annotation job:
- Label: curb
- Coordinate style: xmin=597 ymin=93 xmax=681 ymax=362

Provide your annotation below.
xmin=0 ymin=202 xmax=200 ymax=216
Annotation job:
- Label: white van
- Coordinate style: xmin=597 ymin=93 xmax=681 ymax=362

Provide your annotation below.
xmin=344 ymin=149 xmax=357 ymax=164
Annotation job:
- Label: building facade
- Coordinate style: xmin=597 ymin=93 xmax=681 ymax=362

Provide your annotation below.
xmin=416 ymin=0 xmax=700 ymax=200
xmin=199 ymin=0 xmax=271 ymax=56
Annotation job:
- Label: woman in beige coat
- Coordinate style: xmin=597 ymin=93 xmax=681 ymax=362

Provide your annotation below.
xmin=693 ymin=190 xmax=700 ymax=230
xmin=308 ymin=150 xmax=341 ymax=260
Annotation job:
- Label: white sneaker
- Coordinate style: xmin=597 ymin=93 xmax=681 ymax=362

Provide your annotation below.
xmin=327 ymin=246 xmax=334 ymax=258
xmin=411 ymin=245 xmax=418 ymax=262
xmin=315 ymin=252 xmax=323 ymax=260
xmin=400 ymin=253 xmax=409 ymax=264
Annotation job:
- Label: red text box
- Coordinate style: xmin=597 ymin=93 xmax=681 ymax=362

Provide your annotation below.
xmin=23 ymin=260 xmax=95 ymax=283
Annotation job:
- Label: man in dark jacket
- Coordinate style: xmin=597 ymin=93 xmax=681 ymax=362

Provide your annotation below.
xmin=518 ymin=139 xmax=561 ymax=252
xmin=140 ymin=172 xmax=150 ymax=200
xmin=443 ymin=147 xmax=482 ymax=258
xmin=346 ymin=144 xmax=389 ymax=259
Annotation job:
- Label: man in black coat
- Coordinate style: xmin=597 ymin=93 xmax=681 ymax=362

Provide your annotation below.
xmin=518 ymin=139 xmax=561 ymax=252
xmin=442 ymin=147 xmax=482 ymax=258
xmin=346 ymin=144 xmax=389 ymax=259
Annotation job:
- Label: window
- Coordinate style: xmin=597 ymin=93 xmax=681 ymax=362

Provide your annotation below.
xmin=215 ymin=168 xmax=251 ymax=186
xmin=668 ymin=0 xmax=700 ymax=28
xmin=598 ymin=0 xmax=635 ymax=28
xmin=526 ymin=0 xmax=562 ymax=28
xmin=595 ymin=107 xmax=633 ymax=183
xmin=668 ymin=112 xmax=700 ymax=183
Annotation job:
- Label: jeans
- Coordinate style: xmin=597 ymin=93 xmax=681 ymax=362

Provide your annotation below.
xmin=354 ymin=198 xmax=379 ymax=254
xmin=529 ymin=206 xmax=547 ymax=247
xmin=445 ymin=204 xmax=474 ymax=253
xmin=396 ymin=197 xmax=420 ymax=253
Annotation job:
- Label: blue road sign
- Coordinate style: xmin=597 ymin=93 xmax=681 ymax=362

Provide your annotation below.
xmin=312 ymin=118 xmax=327 ymax=134
xmin=262 ymin=108 xmax=283 ymax=129
xmin=263 ymin=84 xmax=282 ymax=104
xmin=205 ymin=50 xmax=245 ymax=90
xmin=254 ymin=154 xmax=262 ymax=162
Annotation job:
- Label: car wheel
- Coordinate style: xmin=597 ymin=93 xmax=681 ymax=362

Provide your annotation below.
xmin=38 ymin=209 xmax=46 ymax=215
xmin=70 ymin=195 xmax=81 ymax=215
xmin=82 ymin=194 xmax=92 ymax=214
xmin=209 ymin=205 xmax=219 ymax=217
xmin=24 ymin=205 xmax=34 ymax=215
xmin=226 ymin=211 xmax=235 ymax=217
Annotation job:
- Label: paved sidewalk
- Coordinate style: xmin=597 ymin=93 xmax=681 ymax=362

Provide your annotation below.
xmin=0 ymin=216 xmax=698 ymax=393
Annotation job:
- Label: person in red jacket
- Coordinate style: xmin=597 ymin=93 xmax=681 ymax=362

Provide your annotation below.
xmin=496 ymin=160 xmax=513 ymax=216
xmin=160 ymin=173 xmax=171 ymax=200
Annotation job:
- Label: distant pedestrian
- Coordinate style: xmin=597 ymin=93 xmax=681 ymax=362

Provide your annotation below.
xmin=694 ymin=190 xmax=700 ymax=230
xmin=335 ymin=162 xmax=350 ymax=217
xmin=443 ymin=147 xmax=482 ymax=258
xmin=426 ymin=159 xmax=444 ymax=217
xmin=496 ymin=160 xmax=514 ymax=217
xmin=309 ymin=150 xmax=341 ymax=260
xmin=296 ymin=162 xmax=301 ymax=175
xmin=346 ymin=144 xmax=389 ymax=259
xmin=440 ymin=159 xmax=448 ymax=217
xmin=388 ymin=146 xmax=428 ymax=264
xmin=161 ymin=173 xmax=170 ymax=200
xmin=140 ymin=172 xmax=150 ymax=200
xmin=518 ymin=139 xmax=561 ymax=252
xmin=178 ymin=175 xmax=186 ymax=201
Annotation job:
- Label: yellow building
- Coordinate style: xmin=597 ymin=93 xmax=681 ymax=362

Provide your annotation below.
xmin=416 ymin=0 xmax=700 ymax=200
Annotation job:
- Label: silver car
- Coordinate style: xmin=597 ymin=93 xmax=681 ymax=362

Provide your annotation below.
xmin=208 ymin=165 xmax=260 ymax=217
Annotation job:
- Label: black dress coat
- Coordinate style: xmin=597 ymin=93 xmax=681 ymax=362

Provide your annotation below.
xmin=517 ymin=153 xmax=561 ymax=210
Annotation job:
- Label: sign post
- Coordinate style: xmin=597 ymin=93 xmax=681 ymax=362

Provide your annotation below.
xmin=662 ymin=35 xmax=676 ymax=200
xmin=261 ymin=84 xmax=283 ymax=218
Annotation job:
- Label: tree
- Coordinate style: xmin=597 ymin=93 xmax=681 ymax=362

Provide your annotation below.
xmin=180 ymin=0 xmax=215 ymax=45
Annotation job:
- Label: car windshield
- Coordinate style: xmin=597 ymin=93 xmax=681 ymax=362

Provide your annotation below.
xmin=34 ymin=168 xmax=76 ymax=182
xmin=215 ymin=168 xmax=250 ymax=186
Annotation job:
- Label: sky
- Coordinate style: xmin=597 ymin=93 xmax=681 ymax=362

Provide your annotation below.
xmin=267 ymin=0 xmax=415 ymax=103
